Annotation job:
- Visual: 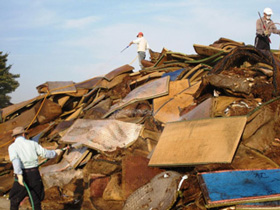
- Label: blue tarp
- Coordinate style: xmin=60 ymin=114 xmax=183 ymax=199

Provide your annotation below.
xmin=199 ymin=169 xmax=280 ymax=207
xmin=161 ymin=68 xmax=185 ymax=81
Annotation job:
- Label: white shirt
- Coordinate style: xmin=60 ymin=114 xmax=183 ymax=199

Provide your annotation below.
xmin=132 ymin=37 xmax=150 ymax=52
xmin=8 ymin=136 xmax=56 ymax=174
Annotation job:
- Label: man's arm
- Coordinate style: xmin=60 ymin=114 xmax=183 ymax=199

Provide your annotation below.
xmin=12 ymin=158 xmax=24 ymax=186
xmin=256 ymin=19 xmax=264 ymax=35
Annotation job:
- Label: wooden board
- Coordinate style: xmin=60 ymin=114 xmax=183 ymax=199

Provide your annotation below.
xmin=198 ymin=169 xmax=280 ymax=208
xmin=153 ymin=81 xmax=200 ymax=123
xmin=193 ymin=44 xmax=226 ymax=57
xmin=149 ymin=116 xmax=247 ymax=167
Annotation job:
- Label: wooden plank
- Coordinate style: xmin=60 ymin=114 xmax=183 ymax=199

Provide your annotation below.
xmin=104 ymin=64 xmax=134 ymax=81
xmin=198 ymin=169 xmax=280 ymax=208
xmin=149 ymin=116 xmax=247 ymax=167
xmin=193 ymin=44 xmax=227 ymax=57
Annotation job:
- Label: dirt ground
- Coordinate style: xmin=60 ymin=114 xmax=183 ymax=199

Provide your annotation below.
xmin=0 ymin=196 xmax=9 ymax=210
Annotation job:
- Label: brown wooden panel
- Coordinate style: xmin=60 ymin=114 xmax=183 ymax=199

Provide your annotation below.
xmin=149 ymin=116 xmax=247 ymax=167
xmin=0 ymin=107 xmax=37 ymax=134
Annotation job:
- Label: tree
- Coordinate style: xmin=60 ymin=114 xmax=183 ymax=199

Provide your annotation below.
xmin=0 ymin=52 xmax=20 ymax=108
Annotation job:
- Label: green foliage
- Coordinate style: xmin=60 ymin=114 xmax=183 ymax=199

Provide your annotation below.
xmin=0 ymin=52 xmax=20 ymax=108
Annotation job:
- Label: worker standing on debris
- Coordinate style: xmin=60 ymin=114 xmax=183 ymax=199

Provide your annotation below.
xmin=8 ymin=126 xmax=62 ymax=210
xmin=255 ymin=8 xmax=280 ymax=51
xmin=129 ymin=32 xmax=150 ymax=69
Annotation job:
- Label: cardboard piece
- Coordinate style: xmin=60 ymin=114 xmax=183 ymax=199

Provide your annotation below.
xmin=149 ymin=116 xmax=247 ymax=167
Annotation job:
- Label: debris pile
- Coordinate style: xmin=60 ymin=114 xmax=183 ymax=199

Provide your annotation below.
xmin=1 ymin=37 xmax=280 ymax=210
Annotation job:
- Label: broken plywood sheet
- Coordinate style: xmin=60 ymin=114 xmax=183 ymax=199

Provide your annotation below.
xmin=103 ymin=76 xmax=170 ymax=118
xmin=153 ymin=81 xmax=200 ymax=123
xmin=42 ymin=169 xmax=83 ymax=189
xmin=123 ymin=171 xmax=181 ymax=210
xmin=122 ymin=155 xmax=164 ymax=199
xmin=0 ymin=107 xmax=37 ymax=134
xmin=104 ymin=64 xmax=134 ymax=81
xmin=60 ymin=119 xmax=143 ymax=152
xmin=1 ymin=95 xmax=45 ymax=120
xmin=198 ymin=169 xmax=280 ymax=208
xmin=36 ymin=81 xmax=77 ymax=94
xmin=34 ymin=99 xmax=62 ymax=124
xmin=179 ymin=97 xmax=212 ymax=121
xmin=40 ymin=146 xmax=88 ymax=174
xmin=149 ymin=116 xmax=247 ymax=167
xmin=75 ymin=76 xmax=103 ymax=89
xmin=193 ymin=44 xmax=227 ymax=57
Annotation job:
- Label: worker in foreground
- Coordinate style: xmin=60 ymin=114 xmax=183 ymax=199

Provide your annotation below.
xmin=255 ymin=7 xmax=280 ymax=51
xmin=8 ymin=126 xmax=62 ymax=210
xmin=129 ymin=32 xmax=150 ymax=69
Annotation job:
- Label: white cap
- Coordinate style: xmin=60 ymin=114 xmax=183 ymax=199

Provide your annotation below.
xmin=264 ymin=8 xmax=273 ymax=15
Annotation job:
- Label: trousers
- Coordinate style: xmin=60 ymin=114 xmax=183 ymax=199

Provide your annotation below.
xmin=255 ymin=34 xmax=270 ymax=50
xmin=138 ymin=51 xmax=146 ymax=69
xmin=9 ymin=167 xmax=45 ymax=210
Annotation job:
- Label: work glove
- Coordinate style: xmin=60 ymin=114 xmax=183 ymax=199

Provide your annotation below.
xmin=17 ymin=174 xmax=24 ymax=186
xmin=55 ymin=149 xmax=63 ymax=156
xmin=264 ymin=30 xmax=269 ymax=36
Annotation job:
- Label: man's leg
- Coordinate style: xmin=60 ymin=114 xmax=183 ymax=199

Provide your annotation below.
xmin=24 ymin=169 xmax=45 ymax=210
xmin=138 ymin=51 xmax=146 ymax=69
xmin=9 ymin=180 xmax=28 ymax=210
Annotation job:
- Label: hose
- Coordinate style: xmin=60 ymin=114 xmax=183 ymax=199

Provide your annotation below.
xmin=14 ymin=177 xmax=35 ymax=210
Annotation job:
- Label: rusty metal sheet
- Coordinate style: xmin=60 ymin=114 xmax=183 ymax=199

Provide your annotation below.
xmin=103 ymin=76 xmax=170 ymax=118
xmin=149 ymin=116 xmax=247 ymax=167
xmin=60 ymin=119 xmax=143 ymax=152
xmin=36 ymin=81 xmax=77 ymax=94
xmin=123 ymin=171 xmax=181 ymax=210
xmin=104 ymin=64 xmax=134 ymax=81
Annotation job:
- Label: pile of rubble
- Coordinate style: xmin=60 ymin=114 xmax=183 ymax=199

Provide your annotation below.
xmin=1 ymin=37 xmax=280 ymax=210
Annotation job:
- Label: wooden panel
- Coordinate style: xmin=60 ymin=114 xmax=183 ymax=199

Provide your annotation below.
xmin=104 ymin=64 xmax=134 ymax=81
xmin=149 ymin=116 xmax=247 ymax=167
xmin=153 ymin=81 xmax=200 ymax=123
xmin=35 ymin=99 xmax=62 ymax=124
xmin=103 ymin=76 xmax=170 ymax=118
xmin=0 ymin=107 xmax=37 ymax=134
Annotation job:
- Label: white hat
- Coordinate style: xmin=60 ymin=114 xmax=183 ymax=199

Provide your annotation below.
xmin=264 ymin=8 xmax=273 ymax=15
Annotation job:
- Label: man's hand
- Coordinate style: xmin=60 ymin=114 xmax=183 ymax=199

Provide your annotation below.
xmin=264 ymin=30 xmax=269 ymax=36
xmin=17 ymin=174 xmax=24 ymax=186
xmin=55 ymin=149 xmax=63 ymax=156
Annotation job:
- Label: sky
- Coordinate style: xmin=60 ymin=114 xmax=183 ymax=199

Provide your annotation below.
xmin=1 ymin=0 xmax=280 ymax=104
